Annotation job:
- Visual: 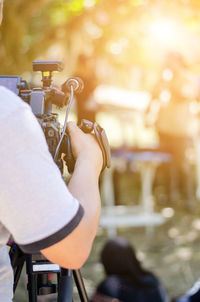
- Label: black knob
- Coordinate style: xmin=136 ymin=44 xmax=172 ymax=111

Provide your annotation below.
xmin=62 ymin=77 xmax=84 ymax=94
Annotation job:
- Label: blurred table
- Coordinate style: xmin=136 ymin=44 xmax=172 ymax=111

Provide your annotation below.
xmin=100 ymin=150 xmax=171 ymax=236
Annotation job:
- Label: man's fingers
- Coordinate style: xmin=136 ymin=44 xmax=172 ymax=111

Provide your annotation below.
xmin=66 ymin=121 xmax=82 ymax=138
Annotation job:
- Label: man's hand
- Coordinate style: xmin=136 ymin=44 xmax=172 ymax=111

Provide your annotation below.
xmin=66 ymin=121 xmax=103 ymax=176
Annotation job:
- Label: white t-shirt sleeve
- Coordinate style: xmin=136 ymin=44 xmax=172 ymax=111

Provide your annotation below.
xmin=0 ymin=88 xmax=84 ymax=253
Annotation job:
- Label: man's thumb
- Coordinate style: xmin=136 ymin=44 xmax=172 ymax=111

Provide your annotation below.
xmin=66 ymin=121 xmax=82 ymax=138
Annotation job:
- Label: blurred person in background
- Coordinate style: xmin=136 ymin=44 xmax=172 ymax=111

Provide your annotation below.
xmin=74 ymin=54 xmax=99 ymax=125
xmin=90 ymin=237 xmax=168 ymax=302
xmin=146 ymin=52 xmax=199 ymax=208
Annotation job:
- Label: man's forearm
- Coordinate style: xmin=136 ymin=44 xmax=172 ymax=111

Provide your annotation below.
xmin=68 ymin=157 xmax=101 ymax=241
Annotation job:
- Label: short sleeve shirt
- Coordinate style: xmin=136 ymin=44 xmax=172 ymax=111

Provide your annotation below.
xmin=0 ymin=87 xmax=84 ymax=301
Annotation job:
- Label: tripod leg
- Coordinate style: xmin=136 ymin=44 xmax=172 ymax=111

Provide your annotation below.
xmin=9 ymin=244 xmax=26 ymax=292
xmin=27 ymin=273 xmax=37 ymax=302
xmin=26 ymin=255 xmax=38 ymax=302
xmin=73 ymin=270 xmax=88 ymax=302
xmin=58 ymin=269 xmax=73 ymax=302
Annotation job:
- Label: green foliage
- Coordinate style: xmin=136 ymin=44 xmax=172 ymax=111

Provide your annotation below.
xmin=0 ymin=0 xmax=99 ymax=74
xmin=50 ymin=0 xmax=85 ymax=25
xmin=1 ymin=0 xmax=200 ymax=85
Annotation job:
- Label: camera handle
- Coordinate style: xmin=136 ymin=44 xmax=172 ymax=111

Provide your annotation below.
xmin=62 ymin=119 xmax=111 ymax=174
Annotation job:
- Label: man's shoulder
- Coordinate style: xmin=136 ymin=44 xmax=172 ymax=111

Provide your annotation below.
xmin=0 ymin=86 xmax=29 ymax=121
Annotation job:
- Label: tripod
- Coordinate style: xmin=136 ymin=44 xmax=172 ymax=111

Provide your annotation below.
xmin=9 ymin=243 xmax=89 ymax=302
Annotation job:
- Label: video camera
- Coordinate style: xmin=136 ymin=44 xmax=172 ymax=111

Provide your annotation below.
xmin=0 ymin=60 xmax=110 ymax=173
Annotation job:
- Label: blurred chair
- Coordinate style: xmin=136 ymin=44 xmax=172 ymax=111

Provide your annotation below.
xmin=100 ymin=149 xmax=170 ymax=236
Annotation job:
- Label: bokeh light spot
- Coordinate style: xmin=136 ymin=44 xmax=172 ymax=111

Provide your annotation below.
xmin=162 ymin=207 xmax=174 ymax=218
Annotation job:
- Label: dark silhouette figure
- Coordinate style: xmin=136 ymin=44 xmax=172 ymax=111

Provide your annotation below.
xmin=74 ymin=54 xmax=98 ymax=125
xmin=90 ymin=237 xmax=168 ymax=302
xmin=146 ymin=52 xmax=198 ymax=208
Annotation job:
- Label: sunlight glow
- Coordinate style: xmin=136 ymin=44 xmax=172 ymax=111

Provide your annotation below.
xmin=162 ymin=69 xmax=173 ymax=81
xmin=160 ymin=89 xmax=171 ymax=104
xmin=149 ymin=19 xmax=177 ymax=44
xmin=110 ymin=43 xmax=122 ymax=55
xmin=83 ymin=0 xmax=96 ymax=8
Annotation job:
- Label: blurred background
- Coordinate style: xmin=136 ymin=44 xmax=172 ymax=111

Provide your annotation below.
xmin=3 ymin=0 xmax=200 ymax=301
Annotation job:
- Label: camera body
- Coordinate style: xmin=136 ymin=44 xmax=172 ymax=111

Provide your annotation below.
xmin=0 ymin=61 xmax=67 ymax=170
xmin=0 ymin=60 xmax=111 ymax=173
